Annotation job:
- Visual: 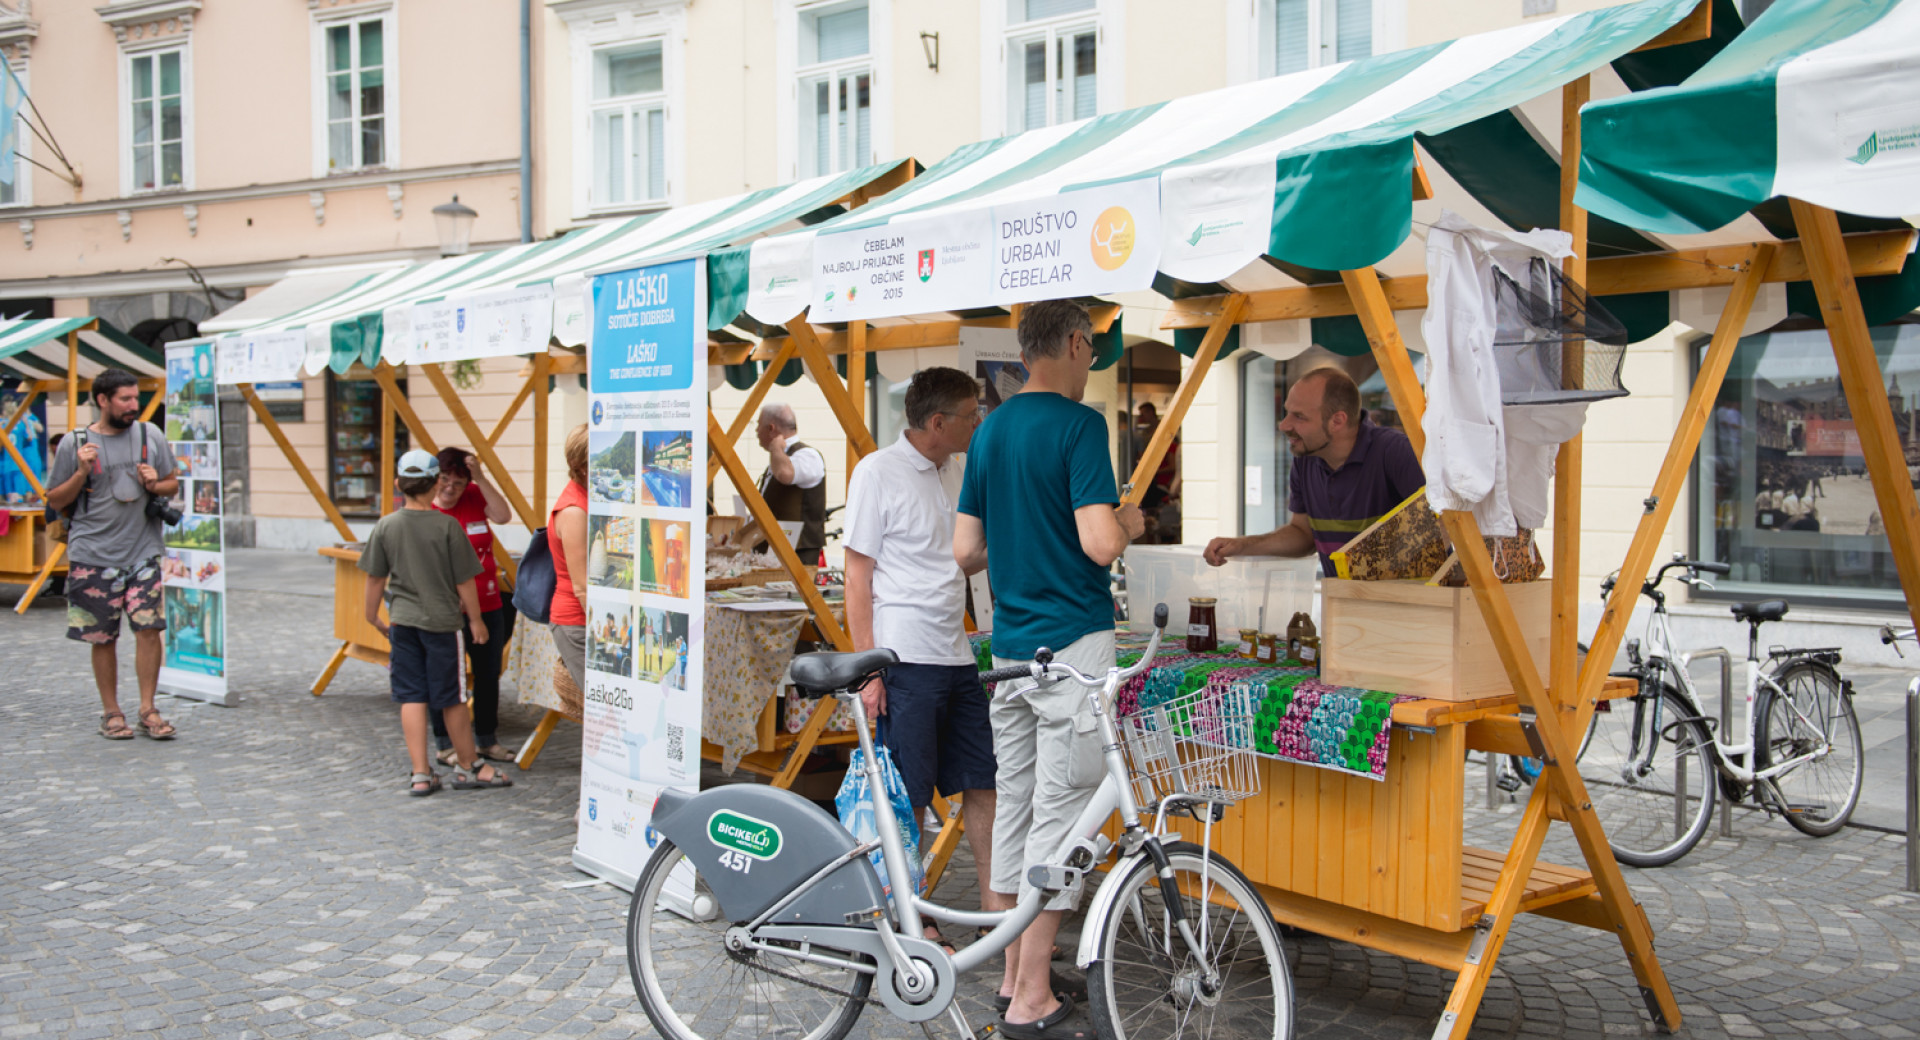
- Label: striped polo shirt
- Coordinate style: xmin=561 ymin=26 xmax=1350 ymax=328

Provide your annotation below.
xmin=1287 ymin=417 xmax=1427 ymax=576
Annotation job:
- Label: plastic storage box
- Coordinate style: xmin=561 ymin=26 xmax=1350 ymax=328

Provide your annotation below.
xmin=1123 ymin=546 xmax=1316 ymax=639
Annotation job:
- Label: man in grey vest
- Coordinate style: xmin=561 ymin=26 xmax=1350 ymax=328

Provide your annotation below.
xmin=753 ymin=403 xmax=827 ymax=566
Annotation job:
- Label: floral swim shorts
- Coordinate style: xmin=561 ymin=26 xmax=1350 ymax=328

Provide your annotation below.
xmin=66 ymin=556 xmax=164 ymax=644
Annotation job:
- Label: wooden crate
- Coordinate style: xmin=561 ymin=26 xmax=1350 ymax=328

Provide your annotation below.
xmin=1320 ymin=578 xmax=1551 ymax=702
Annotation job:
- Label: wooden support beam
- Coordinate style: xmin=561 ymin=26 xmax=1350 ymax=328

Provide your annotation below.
xmin=3 ymin=388 xmax=41 ymax=434
xmin=240 ymin=382 xmax=355 ymax=542
xmin=753 ymin=320 xmax=963 ymax=360
xmin=1634 ymin=0 xmax=1712 ymax=52
xmin=370 ymin=363 xmax=441 ymax=455
xmin=420 ymin=362 xmax=542 ymax=533
xmin=1575 ymin=245 xmax=1773 ymax=714
xmin=1159 ymin=229 xmax=1914 ymax=328
xmin=1435 ymin=792 xmax=1552 ymax=1039
xmin=787 ymin=317 xmax=879 ymax=460
xmin=1552 ymin=75 xmax=1590 ymax=735
xmin=1342 ymin=268 xmax=1427 ymax=455
xmin=841 ymin=159 xmax=915 ymax=209
xmin=489 ymin=369 xmax=536 ymax=445
xmin=533 ymin=351 xmax=550 ymax=517
xmin=379 ymin=384 xmax=395 ymax=517
xmin=708 ymin=338 xmax=798 ymax=489
xmin=1123 ymin=295 xmax=1245 ymax=505
xmin=311 ymin=642 xmax=350 ymax=697
xmin=13 ymin=540 xmax=65 ymax=615
xmin=707 ymin=410 xmax=851 ymax=653
xmin=515 ymin=708 xmax=565 ymax=770
xmin=1793 ymin=199 xmax=1920 ymax=637
xmin=847 ymin=320 xmax=867 ymax=485
xmin=548 ymin=351 xmax=586 ymax=376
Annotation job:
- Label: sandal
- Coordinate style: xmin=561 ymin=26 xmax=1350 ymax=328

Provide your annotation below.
xmin=993 ymin=971 xmax=1087 ymax=1014
xmin=925 ymin=926 xmax=957 ymax=958
xmin=477 ymin=743 xmax=518 ymax=762
xmin=451 ymin=761 xmax=513 ymax=789
xmin=99 ymin=711 xmax=134 ymax=740
xmin=436 ymin=747 xmax=459 ymax=767
xmin=408 ymin=772 xmax=441 ymax=797
xmin=136 ymin=708 xmax=176 ymax=740
xmin=999 ymin=994 xmax=1092 ymax=1040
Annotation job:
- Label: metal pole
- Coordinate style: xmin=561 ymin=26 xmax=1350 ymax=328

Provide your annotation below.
xmin=1907 ymin=676 xmax=1918 ymax=893
xmin=1687 ymin=648 xmax=1735 ymax=839
xmin=1675 ymin=738 xmax=1687 ymax=841
xmin=1486 ymin=752 xmax=1499 ymax=810
xmin=518 ymin=0 xmax=534 ymax=244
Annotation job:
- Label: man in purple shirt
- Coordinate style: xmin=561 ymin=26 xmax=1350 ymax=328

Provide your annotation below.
xmin=1205 ymin=366 xmax=1425 ymax=575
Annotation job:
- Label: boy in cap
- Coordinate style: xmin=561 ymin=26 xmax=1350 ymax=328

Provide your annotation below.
xmin=360 ymin=450 xmax=512 ymax=795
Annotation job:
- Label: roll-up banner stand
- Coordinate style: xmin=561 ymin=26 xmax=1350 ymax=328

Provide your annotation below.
xmin=159 ymin=338 xmax=233 ymax=707
xmin=573 ymin=255 xmax=708 ymax=890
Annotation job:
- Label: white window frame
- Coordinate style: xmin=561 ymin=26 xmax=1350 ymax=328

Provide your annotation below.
xmin=587 ymin=41 xmax=669 ymax=210
xmin=1234 ymin=0 xmax=1403 ymax=85
xmin=557 ymin=0 xmax=687 ymax=220
xmin=778 ymin=0 xmax=886 ymax=184
xmin=309 ymin=2 xmax=399 ymax=178
xmin=1 ymin=60 xmax=28 ymax=208
xmin=981 ymin=0 xmax=1122 ymax=140
xmin=118 ymin=37 xmax=192 ymax=195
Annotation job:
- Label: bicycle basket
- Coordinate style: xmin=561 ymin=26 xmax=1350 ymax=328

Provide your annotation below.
xmin=1116 ymin=687 xmax=1263 ymax=808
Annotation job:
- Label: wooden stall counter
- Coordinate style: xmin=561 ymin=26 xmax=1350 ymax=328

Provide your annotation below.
xmin=311 ymin=544 xmax=390 ymax=694
xmin=1153 ymin=677 xmax=1637 ymax=971
xmin=0 ymin=509 xmax=67 ymax=612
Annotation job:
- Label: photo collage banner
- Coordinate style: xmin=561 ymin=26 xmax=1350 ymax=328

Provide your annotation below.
xmin=160 ymin=339 xmax=232 ymax=706
xmin=575 ymin=256 xmax=708 ymax=888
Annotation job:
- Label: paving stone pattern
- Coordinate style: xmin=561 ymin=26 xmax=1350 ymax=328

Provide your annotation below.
xmin=4 ymin=551 xmax=1920 ymax=1039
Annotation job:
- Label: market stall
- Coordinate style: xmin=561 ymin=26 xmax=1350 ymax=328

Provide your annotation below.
xmin=214 ymin=161 xmax=920 ymax=779
xmin=702 ymin=0 xmax=1920 ymax=1032
xmin=0 ymin=318 xmax=167 ymax=612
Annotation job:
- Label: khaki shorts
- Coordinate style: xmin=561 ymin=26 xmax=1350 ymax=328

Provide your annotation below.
xmin=987 ymin=628 xmax=1115 ymax=910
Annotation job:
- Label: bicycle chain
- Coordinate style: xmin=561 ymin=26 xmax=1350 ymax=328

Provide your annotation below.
xmin=725 ymin=943 xmax=884 ymax=1006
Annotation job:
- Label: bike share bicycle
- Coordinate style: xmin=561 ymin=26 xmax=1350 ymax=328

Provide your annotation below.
xmin=624 ymin=604 xmax=1293 ymax=1040
xmin=1579 ymin=555 xmax=1864 ymax=867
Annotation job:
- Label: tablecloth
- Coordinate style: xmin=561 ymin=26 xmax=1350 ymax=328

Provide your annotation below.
xmin=702 ymin=603 xmax=814 ymax=773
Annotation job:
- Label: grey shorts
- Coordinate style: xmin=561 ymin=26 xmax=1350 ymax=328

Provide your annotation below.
xmin=550 ymin=623 xmax=586 ymax=691
xmin=988 ymin=628 xmax=1115 ymax=910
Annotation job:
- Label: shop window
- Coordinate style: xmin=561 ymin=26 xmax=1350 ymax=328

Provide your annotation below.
xmin=1259 ymin=0 xmax=1370 ymax=77
xmin=318 ymin=12 xmax=390 ymax=173
xmin=327 ymin=373 xmax=407 ymax=518
xmin=1691 ymin=324 xmax=1920 ymax=607
xmin=1006 ymin=0 xmax=1099 ymax=133
xmin=591 ymin=41 xmax=668 ymax=208
xmin=1237 ymin=346 xmax=1420 ymax=535
xmin=797 ymin=3 xmax=871 ymax=178
xmin=127 ymin=47 xmax=187 ymax=191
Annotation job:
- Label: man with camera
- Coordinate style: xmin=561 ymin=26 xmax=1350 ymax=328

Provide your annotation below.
xmin=47 ymin=367 xmax=181 ymax=740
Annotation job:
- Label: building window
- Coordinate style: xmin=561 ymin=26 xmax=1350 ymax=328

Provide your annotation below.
xmin=591 ymin=41 xmax=667 ymax=208
xmin=1260 ymin=0 xmax=1370 ymax=77
xmin=797 ymin=3 xmax=870 ymax=177
xmin=128 ymin=48 xmax=185 ymax=191
xmin=1691 ymin=324 xmax=1920 ymax=607
xmin=1 ymin=63 xmax=25 ymax=206
xmin=1006 ymin=0 xmax=1099 ymax=133
xmin=317 ymin=10 xmax=392 ymax=173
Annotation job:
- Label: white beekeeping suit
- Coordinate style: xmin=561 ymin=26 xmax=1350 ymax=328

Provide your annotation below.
xmin=1420 ymin=211 xmax=1585 ymax=536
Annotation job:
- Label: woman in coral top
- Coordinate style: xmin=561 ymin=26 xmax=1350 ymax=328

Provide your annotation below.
xmin=549 ymin=424 xmax=591 ymax=689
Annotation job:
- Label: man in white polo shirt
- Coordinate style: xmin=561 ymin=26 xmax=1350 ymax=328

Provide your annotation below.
xmin=843 ymin=367 xmax=1002 ymax=957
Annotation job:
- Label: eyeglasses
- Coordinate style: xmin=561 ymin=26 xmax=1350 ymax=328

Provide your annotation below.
xmin=939 ymin=409 xmax=983 ymax=426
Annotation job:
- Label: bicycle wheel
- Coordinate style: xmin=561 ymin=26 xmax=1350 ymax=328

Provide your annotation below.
xmin=1086 ymin=841 xmax=1292 ymax=1040
xmin=627 ymin=840 xmax=871 ymax=1040
xmin=1576 ymin=680 xmax=1717 ymax=867
xmin=1756 ymin=662 xmax=1863 ymax=837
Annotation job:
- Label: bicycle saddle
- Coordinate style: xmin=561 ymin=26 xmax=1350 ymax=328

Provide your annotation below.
xmin=790 ymin=648 xmax=898 ymax=697
xmin=1730 ymin=599 xmax=1788 ymax=624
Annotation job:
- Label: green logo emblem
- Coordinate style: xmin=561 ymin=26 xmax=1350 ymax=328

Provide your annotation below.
xmin=765 ymin=275 xmax=798 ymax=292
xmin=708 ymin=810 xmax=782 ymax=860
xmin=1851 ymin=131 xmax=1880 ymax=166
xmin=1185 ymin=219 xmax=1246 ymax=248
xmin=1186 ymin=224 xmax=1206 ymax=247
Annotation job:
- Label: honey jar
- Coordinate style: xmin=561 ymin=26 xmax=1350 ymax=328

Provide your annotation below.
xmin=1186 ymin=597 xmax=1218 ymax=653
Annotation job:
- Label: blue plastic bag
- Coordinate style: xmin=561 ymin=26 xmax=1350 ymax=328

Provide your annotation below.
xmin=835 ymin=740 xmax=926 ymax=906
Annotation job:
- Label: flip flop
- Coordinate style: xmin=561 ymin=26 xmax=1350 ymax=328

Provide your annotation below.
xmin=408 ymin=772 xmax=441 ymax=797
xmin=99 ymin=711 xmax=134 ymax=740
xmin=998 ymin=994 xmax=1093 ymax=1040
xmin=451 ymin=762 xmax=514 ymax=789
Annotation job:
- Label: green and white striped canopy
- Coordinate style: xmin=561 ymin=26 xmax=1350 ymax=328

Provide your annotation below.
xmin=0 ymin=318 xmax=162 ymax=383
xmin=216 ymin=161 xmax=911 ymax=382
xmin=1579 ymin=0 xmax=1920 ymax=235
xmin=728 ymin=0 xmax=1716 ymax=331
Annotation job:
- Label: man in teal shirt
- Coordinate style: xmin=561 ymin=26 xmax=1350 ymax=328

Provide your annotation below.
xmin=956 ymin=299 xmax=1143 ymax=1037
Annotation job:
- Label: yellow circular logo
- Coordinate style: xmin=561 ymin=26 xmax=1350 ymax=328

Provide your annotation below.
xmin=1088 ymin=207 xmax=1136 ymax=272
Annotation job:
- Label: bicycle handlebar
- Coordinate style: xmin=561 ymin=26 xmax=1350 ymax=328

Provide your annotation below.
xmin=1601 ymin=557 xmax=1730 ymax=598
xmin=980 ymin=603 xmax=1170 ymax=690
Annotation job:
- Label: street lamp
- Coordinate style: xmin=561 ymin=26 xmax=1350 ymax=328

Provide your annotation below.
xmin=432 ymin=195 xmax=478 ymax=256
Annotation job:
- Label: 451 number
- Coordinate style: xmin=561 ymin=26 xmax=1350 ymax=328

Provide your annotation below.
xmin=717 ymin=849 xmax=754 ymax=874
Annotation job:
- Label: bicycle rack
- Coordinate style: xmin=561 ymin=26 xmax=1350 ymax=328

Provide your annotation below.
xmin=1907 ymin=677 xmax=1919 ymax=894
xmin=1680 ymin=648 xmax=1734 ymax=839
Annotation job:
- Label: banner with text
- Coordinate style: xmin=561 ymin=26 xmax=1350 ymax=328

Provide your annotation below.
xmin=160 ymin=339 xmax=232 ymax=706
xmin=809 ymin=178 xmax=1162 ymax=322
xmin=575 ymin=256 xmax=708 ymax=889
xmin=214 ymin=330 xmax=308 ymax=386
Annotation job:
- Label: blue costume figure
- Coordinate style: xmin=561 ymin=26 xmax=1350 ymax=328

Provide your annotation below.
xmin=0 ymin=396 xmax=45 ymax=501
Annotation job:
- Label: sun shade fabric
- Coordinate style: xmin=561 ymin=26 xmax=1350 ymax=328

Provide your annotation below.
xmin=1577 ymin=0 xmax=1920 ymax=235
xmin=731 ymin=0 xmax=1705 ymax=327
xmin=215 ymin=161 xmax=912 ymax=377
xmin=0 ymin=319 xmax=163 ymax=382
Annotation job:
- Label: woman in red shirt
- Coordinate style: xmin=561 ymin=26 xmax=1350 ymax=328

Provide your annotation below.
xmin=548 ymin=425 xmax=591 ymax=690
xmin=430 ymin=446 xmax=515 ymax=764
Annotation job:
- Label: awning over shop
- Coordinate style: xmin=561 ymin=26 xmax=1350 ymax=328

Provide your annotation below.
xmin=0 ymin=318 xmax=162 ymax=382
xmin=728 ymin=0 xmax=1718 ymax=331
xmin=217 ymin=160 xmax=914 ymax=382
xmin=197 ymin=265 xmax=409 ymax=335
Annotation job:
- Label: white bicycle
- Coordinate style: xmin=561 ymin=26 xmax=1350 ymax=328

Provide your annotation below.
xmin=624 ymin=604 xmax=1294 ymax=1040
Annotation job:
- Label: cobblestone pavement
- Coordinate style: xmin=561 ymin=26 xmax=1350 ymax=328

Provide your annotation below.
xmin=4 ymin=549 xmax=1920 ymax=1039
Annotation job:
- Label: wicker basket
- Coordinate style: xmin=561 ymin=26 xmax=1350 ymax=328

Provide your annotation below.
xmin=708 ymin=565 xmax=816 ymax=590
xmin=552 ymin=658 xmax=585 ymax=723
